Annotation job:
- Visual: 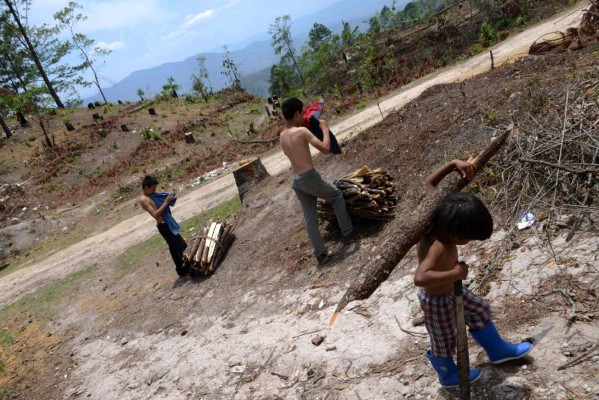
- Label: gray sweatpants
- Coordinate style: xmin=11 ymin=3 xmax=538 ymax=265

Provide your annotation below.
xmin=292 ymin=169 xmax=353 ymax=257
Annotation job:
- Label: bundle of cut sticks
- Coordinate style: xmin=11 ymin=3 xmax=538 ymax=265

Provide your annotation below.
xmin=318 ymin=167 xmax=398 ymax=221
xmin=182 ymin=221 xmax=235 ymax=275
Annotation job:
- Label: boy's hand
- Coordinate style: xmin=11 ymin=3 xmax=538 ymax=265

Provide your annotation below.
xmin=165 ymin=193 xmax=175 ymax=204
xmin=319 ymin=118 xmax=329 ymax=131
xmin=453 ymin=159 xmax=475 ymax=181
xmin=454 ymin=261 xmax=469 ymax=280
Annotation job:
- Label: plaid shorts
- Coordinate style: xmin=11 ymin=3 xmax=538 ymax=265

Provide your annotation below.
xmin=418 ymin=287 xmax=491 ymax=358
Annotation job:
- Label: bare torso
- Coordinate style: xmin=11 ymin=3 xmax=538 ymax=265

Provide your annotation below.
xmin=417 ymin=235 xmax=459 ymax=296
xmin=139 ymin=194 xmax=165 ymax=223
xmin=280 ymin=127 xmax=315 ymax=175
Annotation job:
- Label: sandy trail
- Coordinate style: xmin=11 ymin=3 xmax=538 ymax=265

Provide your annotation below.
xmin=0 ymin=4 xmax=586 ymax=308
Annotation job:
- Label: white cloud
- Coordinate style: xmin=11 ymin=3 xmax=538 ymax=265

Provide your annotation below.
xmin=162 ymin=8 xmax=218 ymax=42
xmin=94 ymin=41 xmax=126 ymax=52
xmin=181 ymin=10 xmax=216 ymax=30
xmin=77 ymin=0 xmax=167 ymax=32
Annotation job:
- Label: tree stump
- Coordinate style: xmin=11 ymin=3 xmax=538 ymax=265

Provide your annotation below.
xmin=184 ymin=132 xmax=195 ymax=143
xmin=233 ymin=157 xmax=270 ymax=202
xmin=87 ymin=103 xmax=95 ymax=109
xmin=148 ymin=108 xmax=157 ymax=116
xmin=121 ymin=124 xmax=129 ymax=132
xmin=65 ymin=122 xmax=75 ymax=131
xmin=92 ymin=113 xmax=103 ymax=121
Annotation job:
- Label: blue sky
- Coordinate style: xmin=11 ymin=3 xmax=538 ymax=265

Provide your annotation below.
xmin=28 ymin=0 xmax=342 ymax=95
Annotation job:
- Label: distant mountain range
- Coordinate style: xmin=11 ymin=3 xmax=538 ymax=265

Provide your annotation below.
xmin=84 ymin=0 xmax=401 ymax=102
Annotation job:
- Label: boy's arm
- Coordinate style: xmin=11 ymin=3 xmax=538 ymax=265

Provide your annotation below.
xmin=140 ymin=194 xmax=173 ymax=220
xmin=414 ymin=242 xmax=468 ymax=287
xmin=425 ymin=159 xmax=475 ymax=195
xmin=304 ymin=120 xmax=331 ymax=154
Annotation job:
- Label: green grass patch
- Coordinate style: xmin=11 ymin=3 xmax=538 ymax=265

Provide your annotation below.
xmin=116 ymin=197 xmax=241 ymax=269
xmin=0 ymin=331 xmax=13 ymax=346
xmin=0 ymin=264 xmax=96 ymax=323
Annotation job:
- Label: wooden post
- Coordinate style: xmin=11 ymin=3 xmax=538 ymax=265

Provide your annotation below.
xmin=233 ymin=157 xmax=270 ymax=202
xmin=490 ymin=50 xmax=495 ymax=69
xmin=455 ymin=280 xmax=471 ymax=399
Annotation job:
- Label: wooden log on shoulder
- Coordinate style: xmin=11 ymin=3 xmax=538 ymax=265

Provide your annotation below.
xmin=329 ymin=125 xmax=513 ymax=327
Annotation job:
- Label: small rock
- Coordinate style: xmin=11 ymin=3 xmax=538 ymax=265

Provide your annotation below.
xmin=325 ymin=346 xmax=336 ymax=352
xmin=230 ymin=365 xmax=245 ymax=374
xmin=181 ymin=330 xmax=187 ymax=336
xmin=120 ymin=337 xmax=128 ymax=346
xmin=311 ymin=335 xmax=325 ymax=346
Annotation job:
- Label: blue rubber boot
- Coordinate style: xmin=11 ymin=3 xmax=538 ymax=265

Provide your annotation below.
xmin=426 ymin=349 xmax=482 ymax=388
xmin=470 ymin=322 xmax=532 ymax=364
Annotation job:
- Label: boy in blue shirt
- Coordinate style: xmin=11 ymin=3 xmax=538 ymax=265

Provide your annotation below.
xmin=139 ymin=175 xmax=188 ymax=277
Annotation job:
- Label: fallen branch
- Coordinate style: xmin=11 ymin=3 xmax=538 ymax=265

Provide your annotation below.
xmin=329 ymin=125 xmax=513 ymax=327
xmin=227 ymin=130 xmax=278 ymax=144
xmin=519 ymin=158 xmax=598 ymax=176
xmin=557 ymin=342 xmax=599 ymax=371
xmin=394 ymin=314 xmax=427 ymax=337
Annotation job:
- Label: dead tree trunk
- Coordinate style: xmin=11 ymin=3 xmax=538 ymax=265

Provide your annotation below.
xmin=329 ymin=125 xmax=513 ymax=327
xmin=184 ymin=132 xmax=195 ymax=143
xmin=233 ymin=157 xmax=270 ymax=202
xmin=0 ymin=115 xmax=11 ymax=138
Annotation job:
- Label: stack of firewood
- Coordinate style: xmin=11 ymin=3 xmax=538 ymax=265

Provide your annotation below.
xmin=182 ymin=221 xmax=235 ymax=275
xmin=318 ymin=167 xmax=398 ymax=222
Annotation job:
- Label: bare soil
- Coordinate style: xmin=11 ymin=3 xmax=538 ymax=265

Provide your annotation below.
xmin=0 ymin=3 xmax=598 ymax=400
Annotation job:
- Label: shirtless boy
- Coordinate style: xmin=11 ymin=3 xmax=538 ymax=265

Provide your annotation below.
xmin=139 ymin=175 xmax=188 ymax=277
xmin=415 ymin=159 xmax=532 ymax=388
xmin=280 ymin=97 xmax=353 ymax=265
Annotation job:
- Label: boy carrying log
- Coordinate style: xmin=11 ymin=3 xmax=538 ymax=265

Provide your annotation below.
xmin=280 ymin=97 xmax=354 ymax=265
xmin=415 ymin=159 xmax=532 ymax=388
xmin=139 ymin=175 xmax=189 ymax=277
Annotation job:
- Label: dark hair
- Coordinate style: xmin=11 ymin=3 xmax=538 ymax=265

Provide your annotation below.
xmin=281 ymin=97 xmax=303 ymax=120
xmin=430 ymin=192 xmax=493 ymax=241
xmin=141 ymin=175 xmax=158 ymax=189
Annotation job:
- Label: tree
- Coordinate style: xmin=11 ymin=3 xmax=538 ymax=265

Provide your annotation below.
xmin=196 ymin=56 xmax=213 ymax=93
xmin=269 ymin=15 xmax=305 ymax=86
xmin=308 ymin=23 xmax=332 ymax=52
xmin=340 ymin=21 xmax=363 ymax=94
xmin=2 ymin=0 xmax=64 ymax=108
xmin=136 ymin=88 xmax=145 ymax=101
xmin=54 ymin=1 xmax=111 ymax=104
xmin=191 ymin=56 xmax=211 ymax=102
xmin=221 ymin=45 xmax=242 ymax=90
xmin=161 ymin=76 xmax=180 ymax=99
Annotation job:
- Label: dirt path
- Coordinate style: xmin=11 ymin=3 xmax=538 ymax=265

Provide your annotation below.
xmin=0 ymin=4 xmax=586 ymax=308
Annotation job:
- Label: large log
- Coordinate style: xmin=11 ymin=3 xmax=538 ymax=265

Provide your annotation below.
xmin=233 ymin=157 xmax=270 ymax=202
xmin=329 ymin=125 xmax=513 ymax=327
